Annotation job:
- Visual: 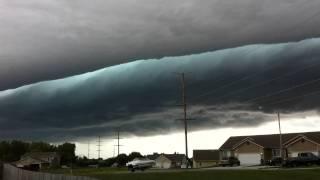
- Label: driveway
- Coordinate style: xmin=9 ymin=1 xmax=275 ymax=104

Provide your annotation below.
xmin=205 ymin=165 xmax=278 ymax=170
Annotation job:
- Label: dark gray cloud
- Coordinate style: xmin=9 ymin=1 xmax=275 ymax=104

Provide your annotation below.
xmin=1 ymin=0 xmax=320 ymax=90
xmin=1 ymin=38 xmax=320 ymax=141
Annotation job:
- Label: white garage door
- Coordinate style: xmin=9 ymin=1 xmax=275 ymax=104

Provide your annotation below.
xmin=238 ymin=153 xmax=261 ymax=166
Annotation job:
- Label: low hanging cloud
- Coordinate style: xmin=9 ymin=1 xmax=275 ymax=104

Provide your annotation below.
xmin=1 ymin=38 xmax=320 ymax=140
xmin=1 ymin=0 xmax=320 ymax=90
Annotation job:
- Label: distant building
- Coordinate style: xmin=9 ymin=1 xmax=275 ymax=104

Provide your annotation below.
xmin=14 ymin=152 xmax=60 ymax=170
xmin=193 ymin=150 xmax=220 ymax=168
xmin=146 ymin=153 xmax=160 ymax=160
xmin=220 ymin=131 xmax=320 ymax=166
xmin=154 ymin=153 xmax=187 ymax=169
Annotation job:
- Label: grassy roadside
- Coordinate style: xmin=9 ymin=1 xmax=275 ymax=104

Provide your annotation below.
xmin=43 ymin=167 xmax=127 ymax=176
xmin=46 ymin=167 xmax=320 ymax=180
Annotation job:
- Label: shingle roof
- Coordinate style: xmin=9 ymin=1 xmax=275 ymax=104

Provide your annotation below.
xmin=220 ymin=131 xmax=320 ymax=150
xmin=22 ymin=152 xmax=60 ymax=160
xmin=15 ymin=156 xmax=48 ymax=166
xmin=193 ymin=150 xmax=220 ymax=161
xmin=162 ymin=154 xmax=186 ymax=162
xmin=146 ymin=153 xmax=160 ymax=160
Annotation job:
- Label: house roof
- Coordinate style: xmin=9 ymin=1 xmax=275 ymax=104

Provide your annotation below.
xmin=220 ymin=131 xmax=320 ymax=150
xmin=146 ymin=153 xmax=160 ymax=160
xmin=14 ymin=156 xmax=48 ymax=167
xmin=193 ymin=150 xmax=220 ymax=161
xmin=161 ymin=154 xmax=186 ymax=163
xmin=22 ymin=152 xmax=59 ymax=159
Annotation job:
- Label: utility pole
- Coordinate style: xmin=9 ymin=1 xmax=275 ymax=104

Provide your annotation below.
xmin=179 ymin=73 xmax=189 ymax=167
xmin=87 ymin=141 xmax=90 ymax=159
xmin=97 ymin=136 xmax=102 ymax=159
xmin=114 ymin=130 xmax=122 ymax=157
xmin=277 ymin=112 xmax=283 ymax=164
xmin=117 ymin=131 xmax=120 ymax=156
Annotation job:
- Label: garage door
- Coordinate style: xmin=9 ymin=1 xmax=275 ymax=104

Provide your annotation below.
xmin=238 ymin=153 xmax=261 ymax=166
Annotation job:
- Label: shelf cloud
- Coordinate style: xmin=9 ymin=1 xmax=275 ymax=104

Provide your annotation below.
xmin=1 ymin=38 xmax=320 ymax=140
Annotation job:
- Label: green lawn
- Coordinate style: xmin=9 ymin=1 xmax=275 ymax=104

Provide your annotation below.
xmin=43 ymin=167 xmax=127 ymax=176
xmin=46 ymin=167 xmax=320 ymax=180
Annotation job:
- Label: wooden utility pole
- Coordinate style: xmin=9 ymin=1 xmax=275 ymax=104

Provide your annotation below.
xmin=87 ymin=141 xmax=90 ymax=159
xmin=117 ymin=131 xmax=120 ymax=156
xmin=180 ymin=73 xmax=189 ymax=167
xmin=277 ymin=112 xmax=283 ymax=162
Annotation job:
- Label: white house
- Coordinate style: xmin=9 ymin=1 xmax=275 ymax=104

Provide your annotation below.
xmin=154 ymin=153 xmax=187 ymax=169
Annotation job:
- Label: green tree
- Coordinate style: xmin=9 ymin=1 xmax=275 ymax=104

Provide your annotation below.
xmin=30 ymin=142 xmax=56 ymax=152
xmin=116 ymin=154 xmax=128 ymax=167
xmin=57 ymin=143 xmax=76 ymax=165
xmin=9 ymin=140 xmax=29 ymax=161
xmin=0 ymin=141 xmax=11 ymax=161
xmin=128 ymin=152 xmax=142 ymax=161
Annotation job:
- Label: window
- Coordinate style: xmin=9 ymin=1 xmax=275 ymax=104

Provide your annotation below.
xmin=222 ymin=151 xmax=231 ymax=159
xmin=272 ymin=149 xmax=280 ymax=157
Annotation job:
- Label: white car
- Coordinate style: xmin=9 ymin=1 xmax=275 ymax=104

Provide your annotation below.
xmin=126 ymin=157 xmax=155 ymax=172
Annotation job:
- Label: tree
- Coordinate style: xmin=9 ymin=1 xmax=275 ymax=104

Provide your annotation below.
xmin=57 ymin=143 xmax=76 ymax=165
xmin=128 ymin=152 xmax=142 ymax=161
xmin=30 ymin=142 xmax=56 ymax=152
xmin=0 ymin=141 xmax=11 ymax=161
xmin=116 ymin=154 xmax=128 ymax=167
xmin=9 ymin=141 xmax=29 ymax=161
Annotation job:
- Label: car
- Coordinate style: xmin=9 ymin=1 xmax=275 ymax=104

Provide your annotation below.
xmin=219 ymin=157 xmax=240 ymax=167
xmin=266 ymin=157 xmax=283 ymax=166
xmin=126 ymin=157 xmax=155 ymax=172
xmin=284 ymin=152 xmax=320 ymax=167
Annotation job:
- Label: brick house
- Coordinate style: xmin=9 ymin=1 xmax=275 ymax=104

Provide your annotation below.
xmin=219 ymin=131 xmax=320 ymax=165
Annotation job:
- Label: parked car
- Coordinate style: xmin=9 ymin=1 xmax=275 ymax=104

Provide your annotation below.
xmin=126 ymin=157 xmax=155 ymax=172
xmin=284 ymin=152 xmax=320 ymax=167
xmin=266 ymin=157 xmax=283 ymax=166
xmin=219 ymin=157 xmax=240 ymax=167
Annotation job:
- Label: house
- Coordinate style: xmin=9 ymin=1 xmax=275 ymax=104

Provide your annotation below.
xmin=219 ymin=131 xmax=320 ymax=166
xmin=154 ymin=153 xmax=187 ymax=169
xmin=193 ymin=150 xmax=220 ymax=168
xmin=146 ymin=153 xmax=160 ymax=160
xmin=14 ymin=152 xmax=60 ymax=170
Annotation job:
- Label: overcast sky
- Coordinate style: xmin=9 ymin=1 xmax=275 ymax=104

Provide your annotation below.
xmin=1 ymin=0 xmax=320 ymax=90
xmin=1 ymin=0 xmax=320 ymax=157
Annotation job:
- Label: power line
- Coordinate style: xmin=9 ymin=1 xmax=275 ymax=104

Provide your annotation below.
xmin=195 ymin=58 xmax=320 ymax=104
xmin=264 ymin=89 xmax=320 ymax=106
xmin=188 ymin=4 xmax=320 ymax=102
xmin=242 ymin=76 xmax=320 ymax=104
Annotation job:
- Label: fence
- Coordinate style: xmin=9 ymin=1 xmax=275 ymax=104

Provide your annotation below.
xmin=0 ymin=162 xmax=3 ymax=180
xmin=2 ymin=164 xmax=98 ymax=180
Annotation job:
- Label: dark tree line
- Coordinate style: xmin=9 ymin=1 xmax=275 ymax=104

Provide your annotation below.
xmin=0 ymin=140 xmax=143 ymax=168
xmin=75 ymin=152 xmax=143 ymax=167
xmin=0 ymin=140 xmax=76 ymax=165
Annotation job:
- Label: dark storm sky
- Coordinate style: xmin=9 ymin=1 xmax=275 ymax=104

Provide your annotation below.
xmin=1 ymin=0 xmax=320 ymax=140
xmin=1 ymin=0 xmax=320 ymax=90
xmin=1 ymin=38 xmax=320 ymax=140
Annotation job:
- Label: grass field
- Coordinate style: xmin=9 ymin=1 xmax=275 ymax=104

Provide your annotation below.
xmin=46 ymin=167 xmax=320 ymax=180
